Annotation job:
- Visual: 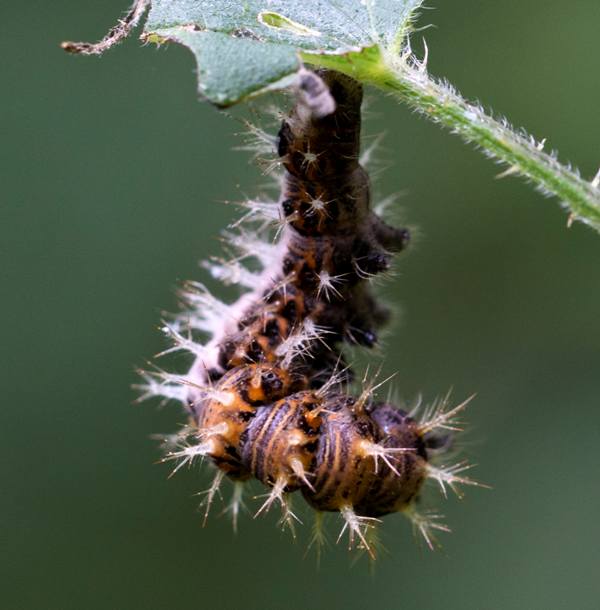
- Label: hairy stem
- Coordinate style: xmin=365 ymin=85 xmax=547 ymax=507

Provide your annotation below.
xmin=303 ymin=47 xmax=600 ymax=232
xmin=61 ymin=0 xmax=149 ymax=55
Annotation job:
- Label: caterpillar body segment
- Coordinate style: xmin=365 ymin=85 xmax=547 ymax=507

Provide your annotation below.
xmin=193 ymin=364 xmax=304 ymax=479
xmin=356 ymin=403 xmax=428 ymax=518
xmin=241 ymin=390 xmax=322 ymax=492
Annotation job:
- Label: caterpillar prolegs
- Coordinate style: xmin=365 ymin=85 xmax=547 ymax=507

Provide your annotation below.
xmin=138 ymin=69 xmax=482 ymax=557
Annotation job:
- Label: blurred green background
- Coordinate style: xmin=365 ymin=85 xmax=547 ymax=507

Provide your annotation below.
xmin=2 ymin=1 xmax=599 ymax=608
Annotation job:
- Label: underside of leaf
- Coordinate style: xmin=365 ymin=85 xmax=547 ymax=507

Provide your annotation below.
xmin=143 ymin=0 xmax=423 ymax=105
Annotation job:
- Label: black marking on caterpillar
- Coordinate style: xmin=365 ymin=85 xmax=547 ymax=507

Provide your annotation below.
xmin=138 ymin=68 xmax=484 ymax=558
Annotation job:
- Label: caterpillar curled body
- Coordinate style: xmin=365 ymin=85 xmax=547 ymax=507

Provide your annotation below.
xmin=139 ymin=69 xmax=481 ymax=556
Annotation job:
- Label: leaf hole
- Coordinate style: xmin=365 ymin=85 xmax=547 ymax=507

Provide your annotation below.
xmin=257 ymin=11 xmax=321 ymax=38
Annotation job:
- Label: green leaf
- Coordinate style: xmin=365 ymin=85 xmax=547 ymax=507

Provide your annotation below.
xmin=144 ymin=0 xmax=424 ymax=105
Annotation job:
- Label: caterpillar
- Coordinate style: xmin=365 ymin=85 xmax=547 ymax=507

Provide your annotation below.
xmin=138 ymin=68 xmax=482 ymax=557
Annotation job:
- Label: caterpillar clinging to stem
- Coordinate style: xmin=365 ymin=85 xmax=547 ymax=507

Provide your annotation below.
xmin=138 ymin=68 xmax=483 ymax=558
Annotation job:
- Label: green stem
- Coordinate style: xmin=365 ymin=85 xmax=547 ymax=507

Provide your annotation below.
xmin=303 ymin=47 xmax=600 ymax=232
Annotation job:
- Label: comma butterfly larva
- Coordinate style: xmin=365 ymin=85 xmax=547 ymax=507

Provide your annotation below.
xmin=137 ymin=69 xmax=483 ymax=558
